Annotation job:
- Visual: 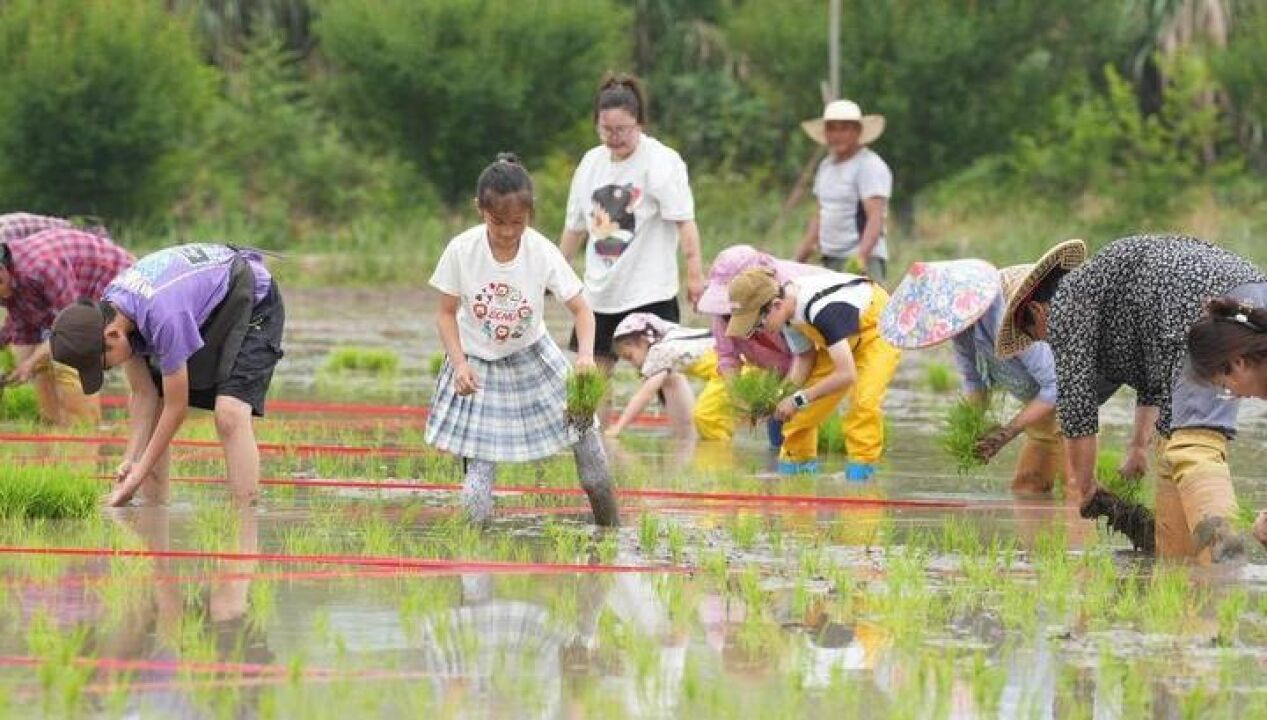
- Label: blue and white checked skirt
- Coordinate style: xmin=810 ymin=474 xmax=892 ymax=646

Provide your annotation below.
xmin=425 ymin=335 xmax=579 ymax=462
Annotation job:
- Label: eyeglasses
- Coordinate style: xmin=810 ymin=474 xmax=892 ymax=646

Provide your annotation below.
xmin=597 ymin=124 xmax=639 ymax=139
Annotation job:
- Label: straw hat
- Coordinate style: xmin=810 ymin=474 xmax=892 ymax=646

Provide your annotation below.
xmin=879 ymin=259 xmax=1000 ymax=349
xmin=994 ymin=240 xmax=1088 ymax=359
xmin=801 ymin=99 xmax=885 ymax=146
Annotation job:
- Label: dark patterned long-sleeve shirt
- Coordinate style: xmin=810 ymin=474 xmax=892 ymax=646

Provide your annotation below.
xmin=1048 ymin=235 xmax=1266 ymax=438
xmin=0 ymin=229 xmax=134 ymax=346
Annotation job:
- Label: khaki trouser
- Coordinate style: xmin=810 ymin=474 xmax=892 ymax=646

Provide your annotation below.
xmin=13 ymin=348 xmax=100 ymax=426
xmin=1154 ymin=428 xmax=1238 ymax=563
xmin=1011 ymin=411 xmax=1065 ymax=494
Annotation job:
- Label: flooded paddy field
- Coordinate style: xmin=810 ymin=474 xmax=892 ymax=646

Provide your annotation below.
xmin=4 ymin=289 xmax=1267 ymax=718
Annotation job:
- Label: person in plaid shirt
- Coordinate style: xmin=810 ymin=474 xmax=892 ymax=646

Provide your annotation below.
xmin=0 ymin=226 xmax=133 ymax=425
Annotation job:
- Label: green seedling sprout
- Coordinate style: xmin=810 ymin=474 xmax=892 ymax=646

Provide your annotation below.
xmin=939 ymin=397 xmax=996 ymax=472
xmin=923 ymin=360 xmax=956 ymax=393
xmin=565 ymin=369 xmax=608 ymax=433
xmin=322 ymin=346 xmax=401 ymax=375
xmin=727 ymin=368 xmax=797 ymax=424
xmin=0 ymin=464 xmax=98 ymax=519
xmin=427 ymin=352 xmax=446 ymax=376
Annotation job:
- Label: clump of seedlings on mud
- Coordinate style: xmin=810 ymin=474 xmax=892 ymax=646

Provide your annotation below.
xmin=727 ymin=369 xmax=796 ymax=424
xmin=321 ymin=346 xmax=401 ymax=376
xmin=939 ymin=397 xmax=996 ymax=472
xmin=1081 ymin=449 xmax=1156 ymax=552
xmin=565 ymin=369 xmax=608 ymax=432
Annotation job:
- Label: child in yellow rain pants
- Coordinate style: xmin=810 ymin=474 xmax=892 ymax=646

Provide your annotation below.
xmin=726 ymin=268 xmax=901 ymax=479
xmin=607 ymin=312 xmax=732 ymax=440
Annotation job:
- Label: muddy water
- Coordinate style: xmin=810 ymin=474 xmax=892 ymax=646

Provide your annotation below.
xmin=6 ymin=288 xmax=1267 ymax=717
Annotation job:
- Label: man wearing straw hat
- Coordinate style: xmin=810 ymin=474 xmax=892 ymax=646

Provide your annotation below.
xmin=997 ymin=235 xmax=1267 ymax=562
xmin=879 ymin=259 xmax=1068 ymax=494
xmin=793 ymin=99 xmax=892 ymax=282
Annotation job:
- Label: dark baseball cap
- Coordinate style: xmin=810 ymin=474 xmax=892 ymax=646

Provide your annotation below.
xmin=50 ymin=301 xmax=107 ymax=394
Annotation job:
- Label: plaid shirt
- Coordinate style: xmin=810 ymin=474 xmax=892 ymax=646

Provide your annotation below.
xmin=1 ymin=229 xmax=134 ymax=345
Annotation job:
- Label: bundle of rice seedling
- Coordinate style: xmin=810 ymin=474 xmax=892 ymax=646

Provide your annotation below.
xmin=565 ymin=370 xmax=608 ymax=432
xmin=0 ymin=465 xmax=98 ymax=519
xmin=321 ymin=346 xmax=400 ymax=375
xmin=728 ymin=369 xmax=796 ymax=424
xmin=1082 ymin=448 xmax=1155 ymax=552
xmin=939 ymin=398 xmax=996 ymax=472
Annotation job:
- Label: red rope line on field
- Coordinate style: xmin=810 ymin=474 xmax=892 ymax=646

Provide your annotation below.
xmin=98 ymin=395 xmax=671 ymax=426
xmin=0 ymin=432 xmax=430 ymax=457
xmin=137 ymin=475 xmax=969 ymax=509
xmin=0 ymin=545 xmax=688 ymax=574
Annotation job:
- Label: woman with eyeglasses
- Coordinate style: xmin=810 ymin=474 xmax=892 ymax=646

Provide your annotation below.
xmin=996 ymin=234 xmax=1267 ymax=562
xmin=1187 ymin=297 xmax=1267 ymax=547
xmin=558 ymin=73 xmax=705 ymax=391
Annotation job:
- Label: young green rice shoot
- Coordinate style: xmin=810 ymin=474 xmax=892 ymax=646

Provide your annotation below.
xmin=0 ymin=464 xmax=98 ymax=519
xmin=940 ymin=397 xmax=995 ymax=472
xmin=565 ymin=369 xmax=608 ymax=432
xmin=727 ymin=368 xmax=796 ymax=423
xmin=923 ymin=361 xmax=956 ymax=393
xmin=321 ymin=346 xmax=400 ymax=375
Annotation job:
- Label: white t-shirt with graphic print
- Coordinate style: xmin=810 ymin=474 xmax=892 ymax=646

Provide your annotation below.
xmin=430 ymin=225 xmax=584 ymax=361
xmin=564 ymin=134 xmax=695 ymax=314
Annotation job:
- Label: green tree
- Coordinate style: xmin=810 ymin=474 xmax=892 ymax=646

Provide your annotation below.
xmin=316 ymin=0 xmax=631 ymax=200
xmin=0 ymin=0 xmax=214 ymax=221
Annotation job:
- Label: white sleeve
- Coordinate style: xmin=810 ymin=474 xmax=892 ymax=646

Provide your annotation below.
xmin=641 ymin=342 xmax=678 ymax=378
xmin=429 ymin=242 xmax=461 ymax=296
xmin=564 ymin=155 xmax=593 ymax=232
xmin=857 ymin=154 xmax=892 ymax=200
xmin=544 ymin=241 xmax=584 ymax=302
xmin=649 ymin=152 xmax=695 ymax=222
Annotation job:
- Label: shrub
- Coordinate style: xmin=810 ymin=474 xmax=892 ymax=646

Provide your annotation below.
xmin=316 ymin=0 xmax=630 ymax=200
xmin=0 ymin=0 xmax=214 ymax=220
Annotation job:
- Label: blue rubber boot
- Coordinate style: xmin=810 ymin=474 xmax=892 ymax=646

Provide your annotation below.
xmin=766 ymin=418 xmax=785 ymax=449
xmin=777 ymin=459 xmax=820 ymax=476
xmin=845 ymin=462 xmax=876 ymax=482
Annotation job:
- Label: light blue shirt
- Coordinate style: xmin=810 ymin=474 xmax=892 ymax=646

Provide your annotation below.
xmin=951 ymin=295 xmax=1057 ymax=405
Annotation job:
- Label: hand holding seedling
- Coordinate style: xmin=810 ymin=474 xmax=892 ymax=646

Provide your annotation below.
xmin=773 ymin=396 xmax=799 ymax=421
xmin=107 ymin=467 xmax=156 ymax=507
xmin=1117 ymin=445 xmax=1148 ymax=480
xmin=452 ymin=362 xmax=480 ymax=396
xmin=973 ymin=424 xmax=1019 ymax=461
xmin=574 ymin=355 xmax=597 ymax=373
xmin=7 ymin=357 xmax=38 ymax=384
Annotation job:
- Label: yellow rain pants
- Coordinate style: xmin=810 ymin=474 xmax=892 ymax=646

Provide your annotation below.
xmin=685 ymin=350 xmax=734 ymax=441
xmin=1154 ymin=428 xmax=1238 ymax=562
xmin=781 ymin=285 xmax=901 ymax=464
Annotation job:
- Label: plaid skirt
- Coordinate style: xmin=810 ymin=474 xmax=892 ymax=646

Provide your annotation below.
xmin=425 ymin=335 xmax=579 ymax=462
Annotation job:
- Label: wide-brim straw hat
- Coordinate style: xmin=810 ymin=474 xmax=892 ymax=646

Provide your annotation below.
xmin=879 ymin=259 xmax=1000 ymax=349
xmin=994 ymin=239 xmax=1088 ymax=359
xmin=801 ymin=99 xmax=885 ymax=146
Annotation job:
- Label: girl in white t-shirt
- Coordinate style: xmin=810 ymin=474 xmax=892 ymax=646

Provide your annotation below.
xmin=606 ymin=312 xmax=732 ymax=441
xmin=426 ymin=154 xmax=618 ymax=526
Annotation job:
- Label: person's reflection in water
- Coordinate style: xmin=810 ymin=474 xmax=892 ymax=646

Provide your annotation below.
xmin=101 ymin=505 xmax=271 ymax=719
xmin=418 ymin=573 xmax=564 ymax=719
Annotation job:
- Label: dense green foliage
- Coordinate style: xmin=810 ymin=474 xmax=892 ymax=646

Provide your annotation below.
xmin=0 ymin=0 xmax=213 ymax=220
xmin=0 ymin=0 xmax=1263 ymax=273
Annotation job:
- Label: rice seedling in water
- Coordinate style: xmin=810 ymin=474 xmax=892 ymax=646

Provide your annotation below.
xmin=321 ymin=346 xmax=400 ymax=375
xmin=939 ymin=398 xmax=995 ymax=472
xmin=817 ymin=412 xmax=845 ymax=454
xmin=727 ymin=368 xmax=795 ymax=424
xmin=923 ymin=360 xmax=956 ymax=393
xmin=0 ymin=382 xmax=41 ymax=422
xmin=0 ymin=464 xmax=98 ymax=519
xmin=638 ymin=512 xmax=660 ymax=554
xmin=427 ymin=351 xmax=446 ymax=376
xmin=565 ymin=369 xmax=607 ymax=432
xmin=1081 ymin=448 xmax=1156 ymax=552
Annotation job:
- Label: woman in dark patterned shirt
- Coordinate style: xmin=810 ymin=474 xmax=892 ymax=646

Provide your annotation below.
xmin=997 ymin=234 xmax=1267 ymax=563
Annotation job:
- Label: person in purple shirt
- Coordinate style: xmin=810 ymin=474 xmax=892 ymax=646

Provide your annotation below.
xmin=49 ymin=244 xmax=284 ymax=507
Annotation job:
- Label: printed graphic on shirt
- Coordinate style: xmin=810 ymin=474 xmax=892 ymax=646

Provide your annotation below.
xmin=472 ymin=281 xmax=534 ymax=344
xmin=112 ymin=244 xmax=230 ymax=300
xmin=589 ymin=183 xmax=641 ymax=263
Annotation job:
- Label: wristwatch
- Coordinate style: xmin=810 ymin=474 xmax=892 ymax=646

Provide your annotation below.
xmin=791 ymin=391 xmax=809 ymax=409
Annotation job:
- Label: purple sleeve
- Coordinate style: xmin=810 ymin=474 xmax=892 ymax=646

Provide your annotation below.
xmin=147 ymin=308 xmax=205 ymax=375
